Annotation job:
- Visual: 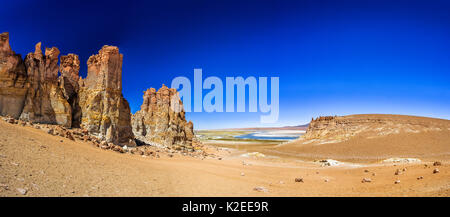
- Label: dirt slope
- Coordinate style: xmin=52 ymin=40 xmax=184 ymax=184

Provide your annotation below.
xmin=0 ymin=119 xmax=449 ymax=196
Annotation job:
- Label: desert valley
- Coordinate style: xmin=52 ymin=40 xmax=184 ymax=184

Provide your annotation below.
xmin=0 ymin=32 xmax=449 ymax=197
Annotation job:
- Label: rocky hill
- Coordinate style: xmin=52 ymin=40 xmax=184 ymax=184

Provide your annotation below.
xmin=303 ymin=114 xmax=450 ymax=144
xmin=132 ymin=85 xmax=194 ymax=150
xmin=274 ymin=114 xmax=450 ymax=162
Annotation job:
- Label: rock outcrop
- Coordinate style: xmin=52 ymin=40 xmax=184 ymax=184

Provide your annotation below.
xmin=59 ymin=54 xmax=82 ymax=127
xmin=78 ymin=45 xmax=134 ymax=146
xmin=0 ymin=33 xmax=136 ymax=146
xmin=0 ymin=32 xmax=28 ymax=118
xmin=20 ymin=43 xmax=72 ymax=127
xmin=302 ymin=114 xmax=450 ymax=144
xmin=132 ymin=85 xmax=194 ymax=149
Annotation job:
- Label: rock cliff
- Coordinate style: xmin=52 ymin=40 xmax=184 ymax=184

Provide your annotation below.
xmin=132 ymin=85 xmax=194 ymax=149
xmin=78 ymin=46 xmax=134 ymax=146
xmin=0 ymin=33 xmax=136 ymax=146
xmin=20 ymin=43 xmax=72 ymax=127
xmin=0 ymin=32 xmax=28 ymax=118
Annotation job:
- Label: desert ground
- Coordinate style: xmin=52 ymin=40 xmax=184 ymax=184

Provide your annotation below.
xmin=0 ymin=116 xmax=449 ymax=197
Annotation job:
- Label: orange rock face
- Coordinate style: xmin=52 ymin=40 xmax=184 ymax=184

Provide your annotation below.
xmin=78 ymin=46 xmax=134 ymax=146
xmin=132 ymin=84 xmax=194 ymax=149
xmin=0 ymin=32 xmax=28 ymax=118
xmin=20 ymin=43 xmax=72 ymax=127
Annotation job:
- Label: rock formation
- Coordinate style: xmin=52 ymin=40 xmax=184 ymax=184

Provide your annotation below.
xmin=78 ymin=45 xmax=134 ymax=146
xmin=132 ymin=85 xmax=194 ymax=149
xmin=0 ymin=32 xmax=28 ymax=118
xmin=0 ymin=33 xmax=135 ymax=146
xmin=59 ymin=54 xmax=81 ymax=127
xmin=20 ymin=43 xmax=72 ymax=127
xmin=302 ymin=114 xmax=450 ymax=144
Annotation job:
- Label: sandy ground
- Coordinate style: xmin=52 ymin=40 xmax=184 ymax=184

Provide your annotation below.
xmin=0 ymin=120 xmax=449 ymax=197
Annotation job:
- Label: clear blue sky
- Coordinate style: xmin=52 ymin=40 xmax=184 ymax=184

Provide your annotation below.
xmin=1 ymin=0 xmax=449 ymax=129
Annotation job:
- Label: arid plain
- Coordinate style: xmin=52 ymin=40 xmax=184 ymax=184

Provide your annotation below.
xmin=1 ymin=114 xmax=449 ymax=197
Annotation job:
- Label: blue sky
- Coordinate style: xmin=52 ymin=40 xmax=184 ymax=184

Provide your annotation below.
xmin=1 ymin=0 xmax=449 ymax=129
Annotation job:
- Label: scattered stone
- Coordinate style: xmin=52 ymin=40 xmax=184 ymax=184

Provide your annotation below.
xmin=417 ymin=176 xmax=424 ymax=180
xmin=46 ymin=128 xmax=54 ymax=135
xmin=361 ymin=178 xmax=372 ymax=183
xmin=112 ymin=146 xmax=124 ymax=153
xmin=253 ymin=186 xmax=268 ymax=193
xmin=372 ymin=172 xmax=376 ymax=176
xmin=295 ymin=178 xmax=304 ymax=183
xmin=433 ymin=168 xmax=440 ymax=174
xmin=364 ymin=169 xmax=369 ymax=173
xmin=16 ymin=188 xmax=27 ymax=195
xmin=0 ymin=184 xmax=8 ymax=190
xmin=382 ymin=158 xmax=421 ymax=164
xmin=394 ymin=180 xmax=400 ymax=184
xmin=395 ymin=169 xmax=402 ymax=175
xmin=65 ymin=131 xmax=74 ymax=140
xmin=433 ymin=161 xmax=442 ymax=166
xmin=324 ymin=179 xmax=329 ymax=182
xmin=318 ymin=159 xmax=340 ymax=167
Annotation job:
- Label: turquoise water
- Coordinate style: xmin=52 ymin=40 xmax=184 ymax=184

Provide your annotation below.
xmin=234 ymin=133 xmax=301 ymax=141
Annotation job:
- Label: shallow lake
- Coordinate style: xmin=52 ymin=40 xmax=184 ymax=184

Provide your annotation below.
xmin=234 ymin=131 xmax=304 ymax=141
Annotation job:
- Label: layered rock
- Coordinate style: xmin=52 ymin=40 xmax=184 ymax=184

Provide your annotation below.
xmin=59 ymin=54 xmax=82 ymax=127
xmin=0 ymin=32 xmax=28 ymax=118
xmin=302 ymin=114 xmax=450 ymax=144
xmin=132 ymin=84 xmax=194 ymax=149
xmin=20 ymin=43 xmax=72 ymax=127
xmin=78 ymin=45 xmax=134 ymax=146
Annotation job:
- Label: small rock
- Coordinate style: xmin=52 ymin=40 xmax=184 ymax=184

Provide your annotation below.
xmin=46 ymin=128 xmax=54 ymax=135
xmin=253 ymin=186 xmax=268 ymax=192
xmin=364 ymin=169 xmax=369 ymax=173
xmin=0 ymin=183 xmax=8 ymax=190
xmin=34 ymin=125 xmax=40 ymax=129
xmin=17 ymin=188 xmax=27 ymax=195
xmin=324 ymin=179 xmax=329 ymax=182
xmin=417 ymin=176 xmax=424 ymax=180
xmin=395 ymin=169 xmax=402 ymax=175
xmin=433 ymin=161 xmax=442 ymax=166
xmin=295 ymin=178 xmax=304 ymax=183
xmin=394 ymin=180 xmax=400 ymax=184
xmin=361 ymin=178 xmax=372 ymax=183
xmin=65 ymin=131 xmax=74 ymax=141
xmin=433 ymin=168 xmax=440 ymax=174
xmin=372 ymin=172 xmax=376 ymax=176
